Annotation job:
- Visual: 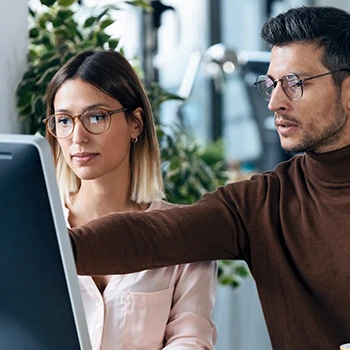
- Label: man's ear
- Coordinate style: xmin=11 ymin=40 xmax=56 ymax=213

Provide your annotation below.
xmin=342 ymin=78 xmax=350 ymax=111
xmin=130 ymin=107 xmax=144 ymax=137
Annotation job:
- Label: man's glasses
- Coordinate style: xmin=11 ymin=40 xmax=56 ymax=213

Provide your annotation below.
xmin=254 ymin=69 xmax=350 ymax=101
xmin=43 ymin=107 xmax=129 ymax=139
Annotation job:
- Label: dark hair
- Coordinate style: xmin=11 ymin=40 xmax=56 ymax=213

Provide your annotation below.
xmin=261 ymin=6 xmax=350 ymax=86
xmin=45 ymin=49 xmax=164 ymax=203
xmin=46 ymin=50 xmax=148 ymax=119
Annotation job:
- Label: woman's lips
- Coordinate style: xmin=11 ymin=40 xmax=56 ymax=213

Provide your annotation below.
xmin=71 ymin=152 xmax=98 ymax=163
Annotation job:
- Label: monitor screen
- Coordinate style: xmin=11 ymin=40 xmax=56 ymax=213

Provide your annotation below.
xmin=0 ymin=134 xmax=91 ymax=350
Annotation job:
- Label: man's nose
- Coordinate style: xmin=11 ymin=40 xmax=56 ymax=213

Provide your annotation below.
xmin=267 ymin=82 xmax=289 ymax=112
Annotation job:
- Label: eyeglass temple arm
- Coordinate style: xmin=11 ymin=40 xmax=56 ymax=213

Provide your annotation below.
xmin=302 ymin=68 xmax=350 ymax=82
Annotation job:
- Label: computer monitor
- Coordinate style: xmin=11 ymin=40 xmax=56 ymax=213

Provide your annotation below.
xmin=0 ymin=134 xmax=91 ymax=350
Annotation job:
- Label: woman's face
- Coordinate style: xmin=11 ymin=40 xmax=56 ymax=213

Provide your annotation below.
xmin=54 ymin=78 xmax=142 ymax=181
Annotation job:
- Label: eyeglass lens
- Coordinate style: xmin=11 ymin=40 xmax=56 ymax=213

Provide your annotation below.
xmin=256 ymin=74 xmax=303 ymax=101
xmin=48 ymin=109 xmax=111 ymax=138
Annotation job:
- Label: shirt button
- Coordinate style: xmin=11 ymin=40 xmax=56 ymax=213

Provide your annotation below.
xmin=95 ymin=324 xmax=101 ymax=330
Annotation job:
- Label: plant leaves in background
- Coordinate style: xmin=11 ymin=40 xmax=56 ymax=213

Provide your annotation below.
xmin=40 ymin=0 xmax=57 ymax=6
xmin=58 ymin=0 xmax=76 ymax=7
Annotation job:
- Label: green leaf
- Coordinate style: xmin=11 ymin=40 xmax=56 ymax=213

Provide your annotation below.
xmin=107 ymin=38 xmax=119 ymax=50
xmin=41 ymin=33 xmax=54 ymax=49
xmin=18 ymin=105 xmax=33 ymax=121
xmin=32 ymin=96 xmax=45 ymax=120
xmin=31 ymin=37 xmax=44 ymax=46
xmin=58 ymin=0 xmax=76 ymax=7
xmin=96 ymin=5 xmax=120 ymax=17
xmin=17 ymin=92 xmax=33 ymax=109
xmin=95 ymin=8 xmax=110 ymax=22
xmin=230 ymin=280 xmax=240 ymax=288
xmin=125 ymin=0 xmax=152 ymax=11
xmin=64 ymin=18 xmax=83 ymax=40
xmin=53 ymin=26 xmax=73 ymax=41
xmin=35 ymin=56 xmax=61 ymax=78
xmin=51 ymin=13 xmax=75 ymax=30
xmin=37 ymin=11 xmax=55 ymax=29
xmin=83 ymin=16 xmax=96 ymax=28
xmin=16 ymin=78 xmax=37 ymax=96
xmin=57 ymin=9 xmax=75 ymax=21
xmin=96 ymin=32 xmax=111 ymax=47
xmin=99 ymin=18 xmax=114 ymax=30
xmin=29 ymin=7 xmax=36 ymax=17
xmin=38 ymin=49 xmax=56 ymax=61
xmin=119 ymin=47 xmax=125 ymax=56
xmin=235 ymin=265 xmax=250 ymax=277
xmin=220 ymin=260 xmax=232 ymax=266
xmin=30 ymin=28 xmax=40 ymax=39
xmin=36 ymin=66 xmax=59 ymax=85
xmin=219 ymin=276 xmax=232 ymax=285
xmin=78 ymin=41 xmax=95 ymax=50
xmin=62 ymin=50 xmax=76 ymax=62
xmin=40 ymin=0 xmax=57 ymax=7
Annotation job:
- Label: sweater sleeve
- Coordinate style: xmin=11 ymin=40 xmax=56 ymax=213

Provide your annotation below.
xmin=69 ymin=180 xmax=259 ymax=275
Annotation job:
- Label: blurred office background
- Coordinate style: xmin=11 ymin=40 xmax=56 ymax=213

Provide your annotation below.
xmin=2 ymin=0 xmax=350 ymax=349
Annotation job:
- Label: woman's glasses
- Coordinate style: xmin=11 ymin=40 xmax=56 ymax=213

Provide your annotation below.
xmin=254 ymin=69 xmax=350 ymax=101
xmin=43 ymin=107 xmax=129 ymax=139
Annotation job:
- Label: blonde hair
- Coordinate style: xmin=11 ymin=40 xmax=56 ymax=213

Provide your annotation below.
xmin=45 ymin=50 xmax=164 ymax=204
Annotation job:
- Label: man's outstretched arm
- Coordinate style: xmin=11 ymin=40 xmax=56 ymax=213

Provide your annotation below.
xmin=68 ymin=189 xmax=249 ymax=275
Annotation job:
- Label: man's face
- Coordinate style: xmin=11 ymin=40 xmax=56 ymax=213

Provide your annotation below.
xmin=267 ymin=42 xmax=350 ymax=153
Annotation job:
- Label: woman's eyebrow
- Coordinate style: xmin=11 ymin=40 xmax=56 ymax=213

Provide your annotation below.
xmin=55 ymin=103 xmax=112 ymax=114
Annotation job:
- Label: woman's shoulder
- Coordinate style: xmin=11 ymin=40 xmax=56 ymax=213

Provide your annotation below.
xmin=146 ymin=200 xmax=183 ymax=211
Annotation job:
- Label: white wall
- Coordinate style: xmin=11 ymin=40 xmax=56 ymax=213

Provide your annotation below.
xmin=315 ymin=0 xmax=350 ymax=11
xmin=0 ymin=0 xmax=28 ymax=134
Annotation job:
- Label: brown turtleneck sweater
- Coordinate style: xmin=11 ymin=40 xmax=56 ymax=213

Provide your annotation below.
xmin=69 ymin=145 xmax=350 ymax=349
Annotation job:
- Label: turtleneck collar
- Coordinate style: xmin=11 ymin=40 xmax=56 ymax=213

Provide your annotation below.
xmin=304 ymin=144 xmax=350 ymax=184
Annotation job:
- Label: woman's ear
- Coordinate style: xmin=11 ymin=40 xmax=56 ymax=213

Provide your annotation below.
xmin=130 ymin=107 xmax=144 ymax=138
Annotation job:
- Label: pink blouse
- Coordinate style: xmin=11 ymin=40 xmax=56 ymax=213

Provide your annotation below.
xmin=65 ymin=201 xmax=217 ymax=350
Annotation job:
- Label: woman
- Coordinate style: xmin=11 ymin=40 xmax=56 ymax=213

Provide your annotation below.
xmin=44 ymin=49 xmax=217 ymax=350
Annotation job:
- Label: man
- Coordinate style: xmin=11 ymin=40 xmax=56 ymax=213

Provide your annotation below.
xmin=69 ymin=6 xmax=350 ymax=349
